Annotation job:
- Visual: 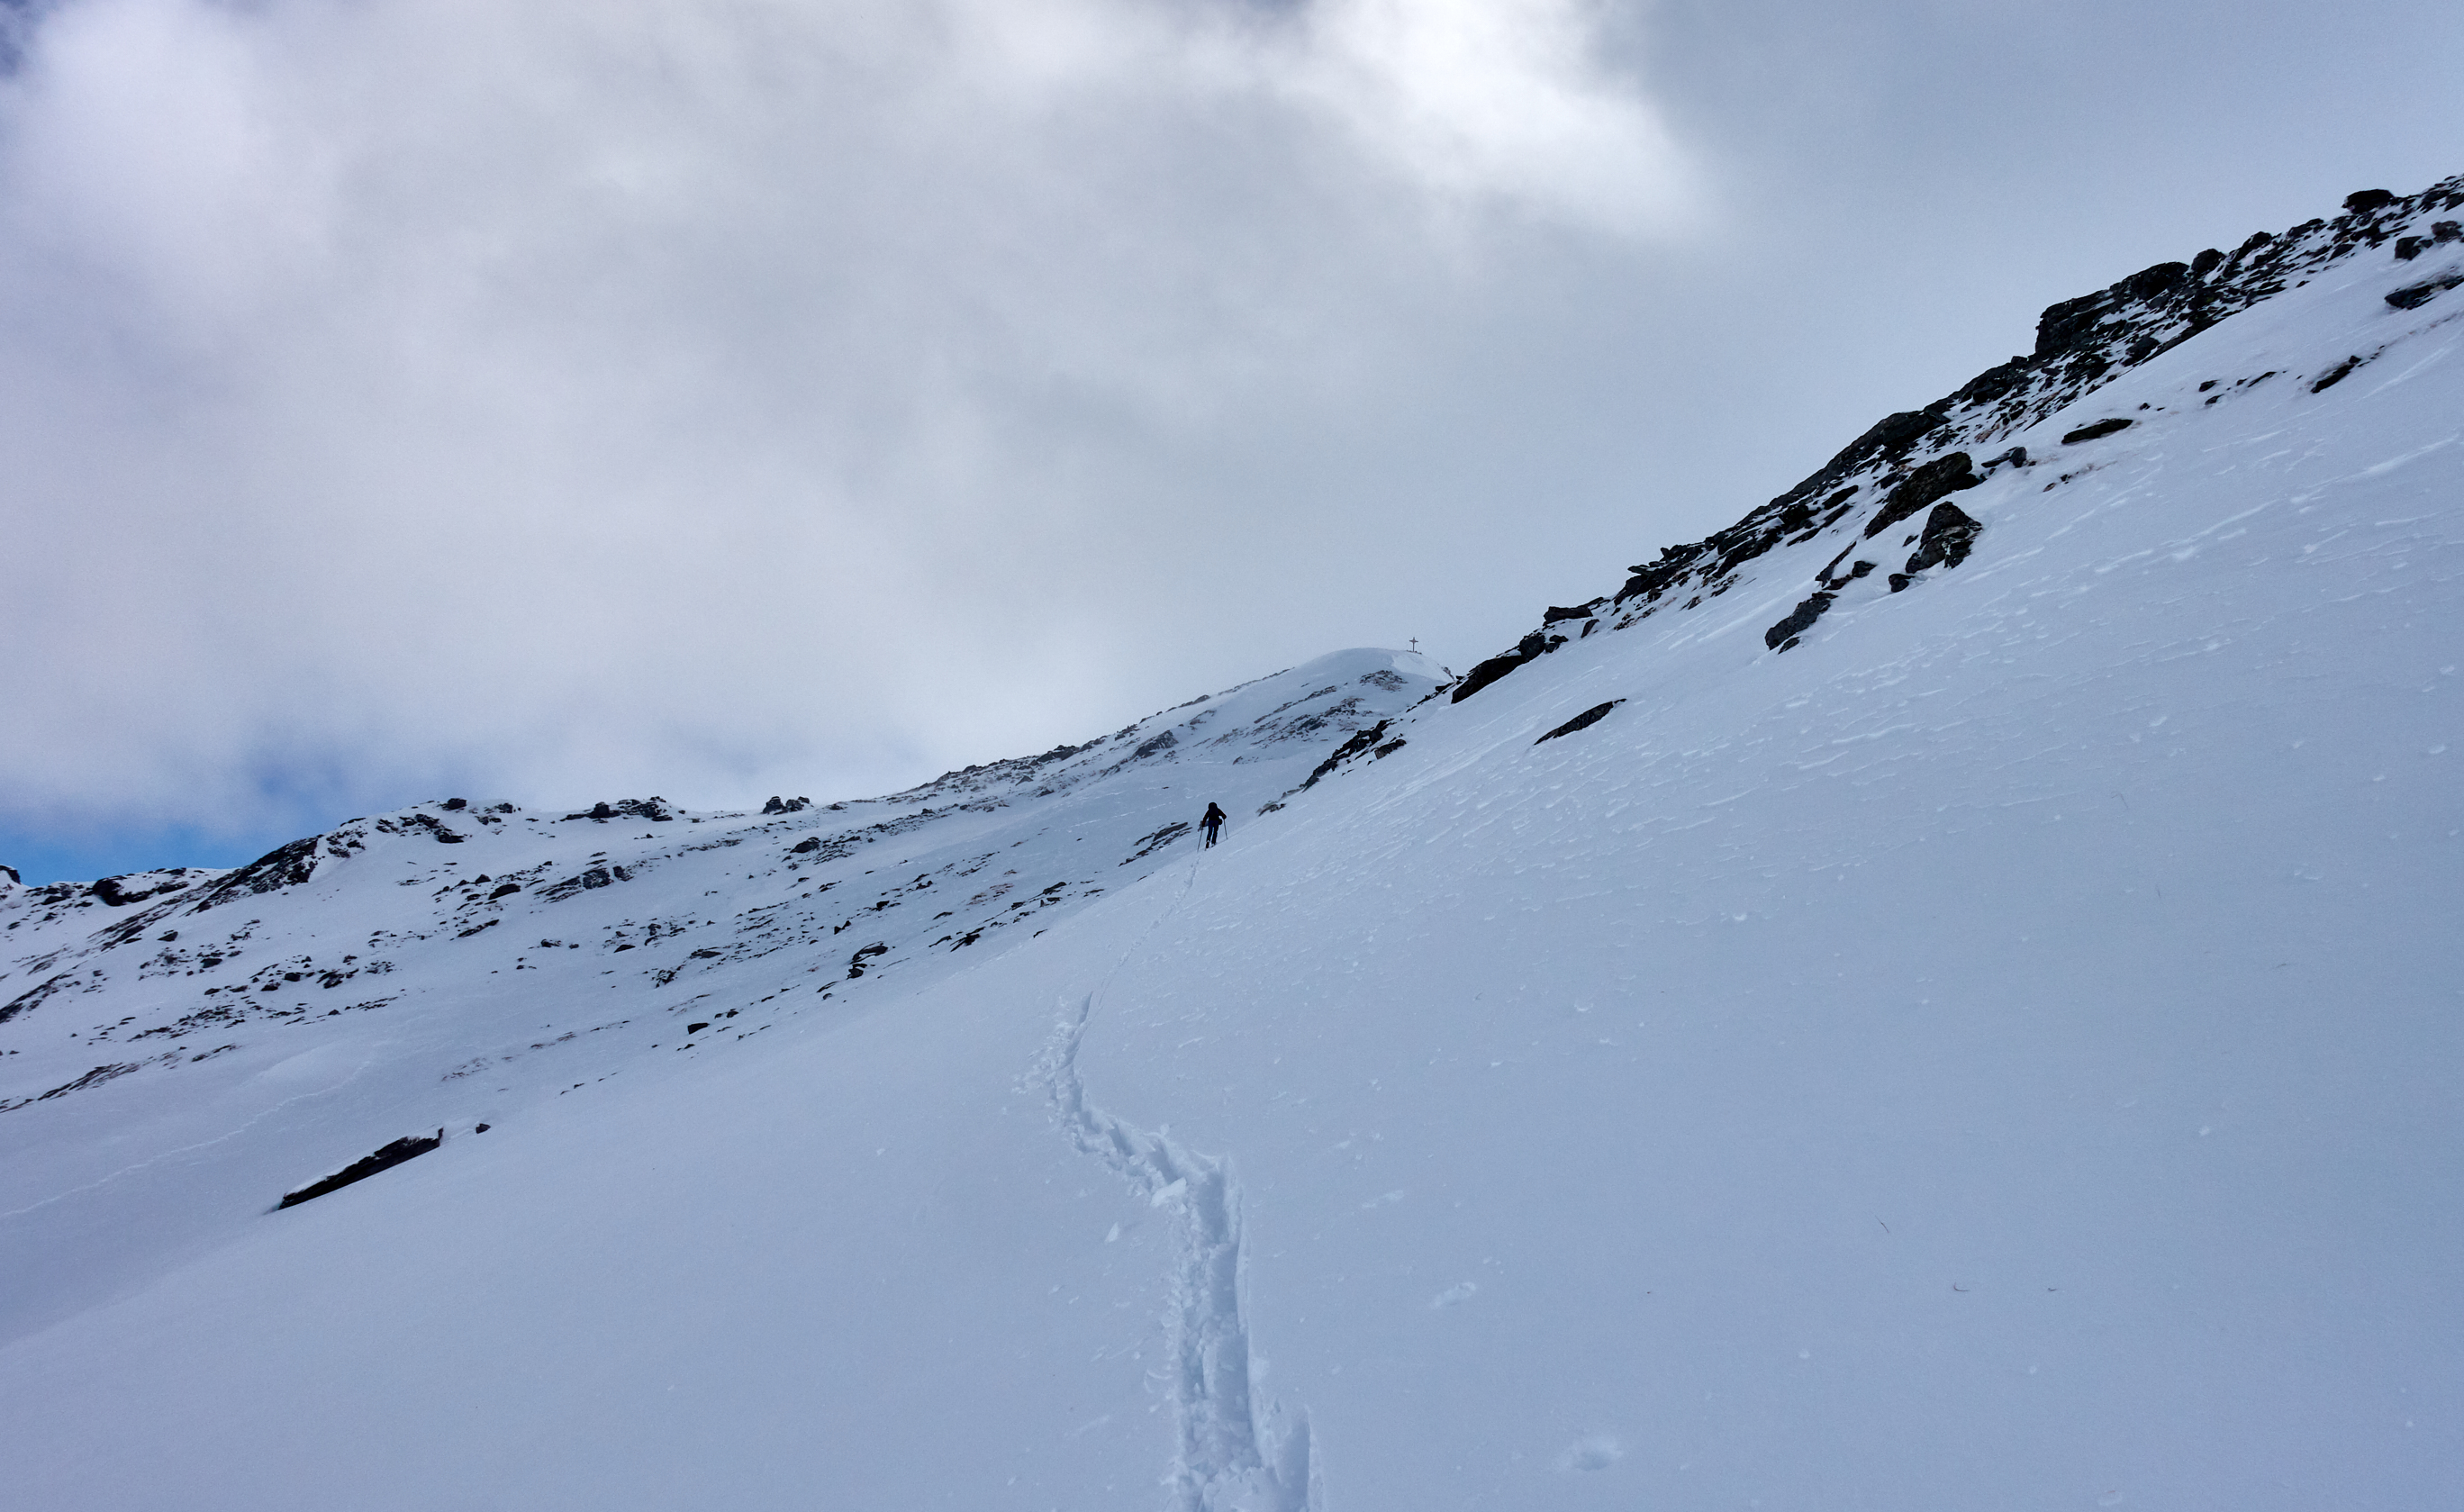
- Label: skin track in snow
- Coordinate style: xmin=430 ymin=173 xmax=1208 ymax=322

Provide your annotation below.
xmin=1037 ymin=858 xmax=1316 ymax=1512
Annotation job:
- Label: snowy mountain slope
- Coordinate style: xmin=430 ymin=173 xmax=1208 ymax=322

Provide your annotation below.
xmin=0 ymin=649 xmax=1439 ymax=1339
xmin=3 ymin=182 xmax=2459 ymax=1511
xmin=1418 ymin=177 xmax=2464 ymax=717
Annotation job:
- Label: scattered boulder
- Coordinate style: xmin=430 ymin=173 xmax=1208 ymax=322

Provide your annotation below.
xmin=487 ymin=883 xmax=521 ymax=900
xmin=1892 ymin=502 xmax=1985 ymax=591
xmin=761 ymin=796 xmax=812 ymax=815
xmin=2061 ymin=417 xmax=2134 ymax=444
xmin=790 ymin=837 xmax=821 ymax=854
xmin=1535 ymin=701 xmax=1625 ymax=745
xmin=2387 ymin=272 xmax=2463 ymax=311
xmin=2312 ymin=356 xmax=2364 ymax=393
xmin=440 ymin=798 xmax=467 ymax=811
xmin=276 ymin=1130 xmax=443 ymax=1210
xmin=1763 ymin=592 xmax=1836 ymax=652
xmin=2342 ymin=188 xmax=2397 ymax=215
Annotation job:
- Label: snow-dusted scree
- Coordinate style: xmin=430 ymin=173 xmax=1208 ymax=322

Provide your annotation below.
xmin=4 ymin=177 xmax=2461 ymax=1510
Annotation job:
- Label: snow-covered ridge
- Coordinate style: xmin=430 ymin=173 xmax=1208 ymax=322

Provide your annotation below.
xmin=1440 ymin=175 xmax=2464 ymax=702
xmin=0 ymin=648 xmax=1437 ymax=1118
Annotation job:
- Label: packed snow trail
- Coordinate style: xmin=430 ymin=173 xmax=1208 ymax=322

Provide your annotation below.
xmin=1040 ymin=859 xmax=1318 ymax=1512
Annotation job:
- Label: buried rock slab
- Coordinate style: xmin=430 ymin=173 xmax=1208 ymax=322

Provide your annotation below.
xmin=276 ymin=1130 xmax=444 ymax=1210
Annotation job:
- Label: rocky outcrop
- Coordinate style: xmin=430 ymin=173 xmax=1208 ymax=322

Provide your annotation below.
xmin=1890 ymin=503 xmax=1984 ymax=591
xmin=184 ymin=838 xmax=322 ymax=913
xmin=276 ymin=1130 xmax=444 ymax=1209
xmin=1862 ymin=452 xmax=1981 ymax=539
xmin=1535 ymin=701 xmax=1624 ymax=745
xmin=1451 ymin=631 xmax=1564 ymax=704
xmin=1456 ymin=175 xmax=2464 ymax=677
xmin=573 ymin=798 xmax=677 ymax=822
xmin=1763 ymin=593 xmax=1835 ymax=653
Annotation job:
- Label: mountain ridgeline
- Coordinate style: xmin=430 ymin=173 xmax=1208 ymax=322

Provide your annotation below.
xmin=1444 ymin=177 xmax=2464 ymax=702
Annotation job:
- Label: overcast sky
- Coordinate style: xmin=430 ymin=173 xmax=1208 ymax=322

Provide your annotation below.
xmin=4 ymin=0 xmax=2459 ymax=883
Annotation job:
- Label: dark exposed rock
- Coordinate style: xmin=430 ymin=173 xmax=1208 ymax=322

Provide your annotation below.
xmin=2396 ymin=236 xmax=2429 ymax=262
xmin=2342 ymin=188 xmax=2397 ymax=215
xmin=185 ymin=837 xmax=321 ymax=912
xmin=2387 ymin=273 xmax=2463 ymax=311
xmin=487 ymin=883 xmax=521 ymax=900
xmin=2036 ymin=263 xmax=2188 ymax=358
xmin=1542 ymin=599 xmax=1605 ymax=625
xmin=276 ymin=1130 xmax=443 ymax=1209
xmin=1535 ymin=701 xmax=1625 ymax=745
xmin=687 ymin=1022 xmax=710 ymax=1034
xmin=1306 ymin=721 xmax=1390 ymax=786
xmin=0 ymin=972 xmax=78 ymax=1025
xmin=2061 ymin=417 xmax=2134 ymax=444
xmin=1451 ymin=631 xmax=1562 ymax=703
xmin=2311 ymin=356 xmax=2364 ymax=393
xmin=574 ymin=798 xmax=679 ymax=822
xmin=790 ymin=837 xmax=821 ymax=854
xmin=1119 ymin=821 xmax=1191 ymax=866
xmin=761 ymin=796 xmax=813 ymax=815
xmin=1863 ymin=452 xmax=1980 ymax=539
xmin=1897 ymin=502 xmax=1984 ymax=585
xmin=847 ymin=942 xmax=889 ymax=978
xmin=1614 ymin=542 xmax=1710 ymax=606
xmin=89 ymin=873 xmax=192 ymax=908
xmin=1457 ymin=176 xmax=2464 ymax=679
xmin=440 ymin=798 xmax=467 ymax=811
xmin=1764 ymin=592 xmax=1835 ymax=652
xmin=33 ymin=1062 xmax=141 ymax=1102
xmin=1132 ymin=729 xmax=1180 ymax=759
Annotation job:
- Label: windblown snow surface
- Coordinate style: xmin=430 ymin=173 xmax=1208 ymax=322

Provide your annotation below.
xmin=4 ymin=186 xmax=2461 ymax=1510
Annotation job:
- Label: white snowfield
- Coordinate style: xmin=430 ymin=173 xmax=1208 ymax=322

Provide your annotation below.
xmin=5 ymin=195 xmax=2461 ymax=1510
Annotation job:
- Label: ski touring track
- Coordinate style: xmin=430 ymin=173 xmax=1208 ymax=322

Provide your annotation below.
xmin=1037 ymin=858 xmax=1318 ymax=1512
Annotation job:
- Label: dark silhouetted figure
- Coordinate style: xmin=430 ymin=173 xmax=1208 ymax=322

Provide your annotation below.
xmin=1200 ymin=802 xmax=1227 ymax=848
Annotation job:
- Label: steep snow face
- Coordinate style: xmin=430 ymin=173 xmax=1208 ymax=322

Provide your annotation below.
xmin=2 ymin=190 xmax=2459 ymax=1512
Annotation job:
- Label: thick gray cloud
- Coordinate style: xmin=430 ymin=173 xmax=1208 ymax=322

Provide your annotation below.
xmin=2 ymin=0 xmax=2459 ymax=877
